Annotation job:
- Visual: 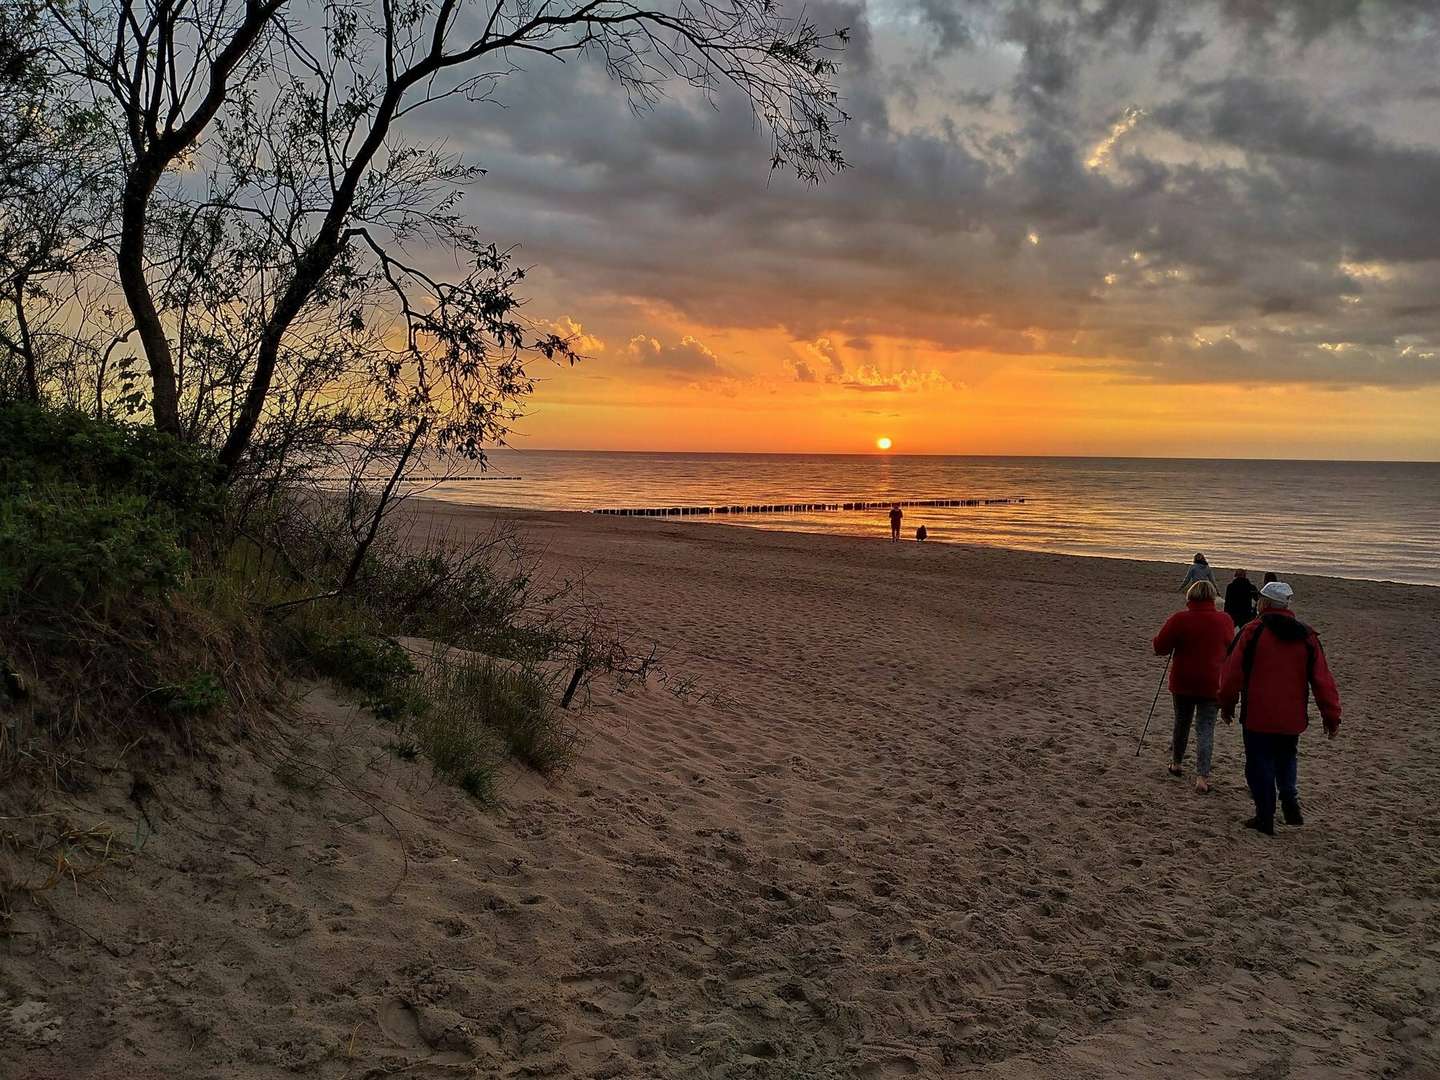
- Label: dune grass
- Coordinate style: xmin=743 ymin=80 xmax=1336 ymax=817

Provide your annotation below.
xmin=0 ymin=402 xmax=590 ymax=817
xmin=375 ymin=649 xmax=579 ymax=802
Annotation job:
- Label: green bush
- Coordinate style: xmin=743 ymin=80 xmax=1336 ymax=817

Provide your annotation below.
xmin=0 ymin=405 xmax=278 ymax=766
xmin=0 ymin=404 xmax=223 ymax=617
xmin=0 ymin=488 xmax=191 ymax=613
xmin=0 ymin=404 xmax=591 ymax=798
xmin=294 ymin=627 xmax=421 ymax=720
xmin=159 ymin=671 xmax=229 ymax=717
xmin=0 ymin=403 xmax=223 ymax=534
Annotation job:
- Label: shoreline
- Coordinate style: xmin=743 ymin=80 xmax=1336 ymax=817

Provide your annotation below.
xmin=409 ymin=447 xmax=1440 ymax=465
xmin=408 ymin=496 xmax=1440 ymax=591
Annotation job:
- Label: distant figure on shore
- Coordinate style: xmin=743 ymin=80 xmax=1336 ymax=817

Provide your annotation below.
xmin=1179 ymin=553 xmax=1217 ymax=592
xmin=915 ymin=525 xmax=928 ymax=542
xmin=1224 ymin=568 xmax=1260 ymax=628
xmin=1263 ymin=572 xmax=1278 ymax=585
xmin=1220 ymin=581 xmax=1342 ymax=836
xmin=889 ymin=504 xmax=903 ymax=542
xmin=1152 ymin=579 xmax=1235 ymax=794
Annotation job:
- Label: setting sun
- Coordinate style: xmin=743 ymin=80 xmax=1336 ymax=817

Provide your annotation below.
xmin=876 ymin=436 xmax=893 ymax=451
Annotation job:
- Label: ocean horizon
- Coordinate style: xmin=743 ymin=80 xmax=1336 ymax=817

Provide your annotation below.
xmin=412 ymin=450 xmax=1440 ymax=587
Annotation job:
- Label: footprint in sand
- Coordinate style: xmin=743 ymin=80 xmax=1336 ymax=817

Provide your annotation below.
xmin=892 ymin=932 xmax=929 ymax=959
xmin=377 ymin=997 xmax=426 ymax=1049
xmin=563 ymin=971 xmax=654 ymax=1018
xmin=859 ymin=1054 xmax=923 ymax=1077
xmin=377 ymin=997 xmax=476 ymax=1064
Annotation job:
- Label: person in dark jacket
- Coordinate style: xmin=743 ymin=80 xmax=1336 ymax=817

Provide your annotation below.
xmin=1224 ymin=568 xmax=1260 ymax=628
xmin=1152 ymin=579 xmax=1236 ymax=793
xmin=889 ymin=504 xmax=903 ymax=542
xmin=1179 ymin=553 xmax=1217 ymax=593
xmin=1219 ymin=581 xmax=1342 ymax=835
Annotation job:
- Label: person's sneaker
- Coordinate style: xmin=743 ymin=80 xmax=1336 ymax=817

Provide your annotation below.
xmin=1281 ymin=798 xmax=1304 ymax=826
xmin=1243 ymin=816 xmax=1275 ymax=836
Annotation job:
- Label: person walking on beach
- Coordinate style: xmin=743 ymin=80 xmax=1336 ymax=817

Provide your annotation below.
xmin=1220 ymin=581 xmax=1342 ymax=836
xmin=1179 ymin=553 xmax=1217 ymax=592
xmin=889 ymin=504 xmax=903 ymax=542
xmin=1224 ymin=568 xmax=1260 ymax=629
xmin=1152 ymin=579 xmax=1235 ymax=793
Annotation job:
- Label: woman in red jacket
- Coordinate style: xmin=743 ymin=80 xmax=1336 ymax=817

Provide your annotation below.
xmin=1220 ymin=581 xmax=1342 ymax=835
xmin=1152 ymin=579 xmax=1236 ymax=793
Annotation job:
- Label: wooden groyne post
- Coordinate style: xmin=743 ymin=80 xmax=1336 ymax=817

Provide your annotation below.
xmin=591 ymin=496 xmax=1026 ymax=517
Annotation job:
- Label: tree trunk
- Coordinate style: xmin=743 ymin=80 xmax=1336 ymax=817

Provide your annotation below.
xmin=215 ymin=251 xmax=330 ymax=476
xmin=118 ymin=166 xmax=180 ymax=435
xmin=215 ymin=50 xmax=433 ymax=479
xmin=337 ymin=418 xmax=429 ymax=596
xmin=12 ymin=275 xmax=39 ymax=403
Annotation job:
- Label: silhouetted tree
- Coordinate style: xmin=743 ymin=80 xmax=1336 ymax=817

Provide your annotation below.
xmin=30 ymin=0 xmax=848 ymax=478
xmin=0 ymin=1 xmax=119 ymax=407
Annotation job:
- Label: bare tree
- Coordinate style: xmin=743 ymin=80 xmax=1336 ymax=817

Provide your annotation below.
xmin=0 ymin=1 xmax=118 ymax=407
xmin=36 ymin=0 xmax=848 ymax=477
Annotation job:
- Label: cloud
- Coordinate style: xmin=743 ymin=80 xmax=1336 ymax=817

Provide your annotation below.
xmin=1085 ymin=106 xmax=1146 ymax=170
xmin=911 ymin=0 xmax=975 ymax=54
xmin=790 ymin=358 xmax=820 ymax=382
xmin=842 ymin=365 xmax=953 ymax=393
xmin=408 ymin=0 xmax=1440 ymax=390
xmin=797 ymin=336 xmax=846 ymax=377
xmin=552 ymin=316 xmax=605 ymax=355
xmin=625 ymin=334 xmax=725 ymax=376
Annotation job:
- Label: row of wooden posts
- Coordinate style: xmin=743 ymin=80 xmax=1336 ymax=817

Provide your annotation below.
xmin=592 ymin=497 xmax=1025 ymax=517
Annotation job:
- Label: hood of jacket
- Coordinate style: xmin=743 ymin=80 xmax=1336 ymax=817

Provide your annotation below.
xmin=1259 ymin=609 xmax=1309 ymax=642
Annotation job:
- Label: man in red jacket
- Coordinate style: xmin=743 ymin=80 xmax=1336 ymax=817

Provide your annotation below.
xmin=1152 ymin=579 xmax=1236 ymax=793
xmin=1220 ymin=581 xmax=1342 ymax=836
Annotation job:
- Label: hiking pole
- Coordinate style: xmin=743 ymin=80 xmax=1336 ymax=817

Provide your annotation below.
xmin=1135 ymin=653 xmax=1172 ymax=756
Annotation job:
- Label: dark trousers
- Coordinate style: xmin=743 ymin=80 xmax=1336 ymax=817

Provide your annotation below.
xmin=1242 ymin=726 xmax=1300 ymax=824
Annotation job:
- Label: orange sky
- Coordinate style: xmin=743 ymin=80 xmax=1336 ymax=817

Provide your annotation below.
xmin=508 ymin=318 xmax=1440 ymax=461
xmin=442 ymin=5 xmax=1440 ymax=463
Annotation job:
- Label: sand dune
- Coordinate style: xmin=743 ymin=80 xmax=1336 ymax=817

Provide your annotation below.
xmin=4 ymin=506 xmax=1438 ymax=1078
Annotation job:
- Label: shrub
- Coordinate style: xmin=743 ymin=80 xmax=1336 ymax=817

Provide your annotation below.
xmin=0 ymin=403 xmax=224 ymax=618
xmin=0 ymin=403 xmax=223 ymax=534
xmin=420 ymin=651 xmax=578 ymax=778
xmin=288 ymin=626 xmax=421 ymax=720
xmin=158 ymin=671 xmax=229 ymax=717
xmin=0 ymin=404 xmax=274 ymax=772
xmin=0 ymin=488 xmax=190 ymax=614
xmin=259 ymin=493 xmax=564 ymax=662
xmin=0 ymin=404 xmax=596 ymax=803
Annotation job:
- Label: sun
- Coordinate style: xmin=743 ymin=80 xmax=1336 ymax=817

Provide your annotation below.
xmin=876 ymin=436 xmax=893 ymax=451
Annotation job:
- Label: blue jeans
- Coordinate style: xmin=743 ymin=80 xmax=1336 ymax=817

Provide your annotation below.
xmin=1242 ymin=727 xmax=1299 ymax=823
xmin=1171 ymin=695 xmax=1217 ymax=777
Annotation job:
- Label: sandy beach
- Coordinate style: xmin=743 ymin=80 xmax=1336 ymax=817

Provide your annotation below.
xmin=5 ymin=504 xmax=1439 ymax=1079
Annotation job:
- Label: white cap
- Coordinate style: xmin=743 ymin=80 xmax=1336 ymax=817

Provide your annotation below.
xmin=1259 ymin=581 xmax=1293 ymax=605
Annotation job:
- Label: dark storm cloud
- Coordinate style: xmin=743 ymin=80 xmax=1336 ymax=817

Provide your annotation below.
xmin=412 ymin=0 xmax=1440 ymax=389
xmin=912 ymin=0 xmax=975 ymax=54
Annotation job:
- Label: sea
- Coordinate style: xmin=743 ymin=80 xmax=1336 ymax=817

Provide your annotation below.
xmin=413 ymin=451 xmax=1440 ymax=587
